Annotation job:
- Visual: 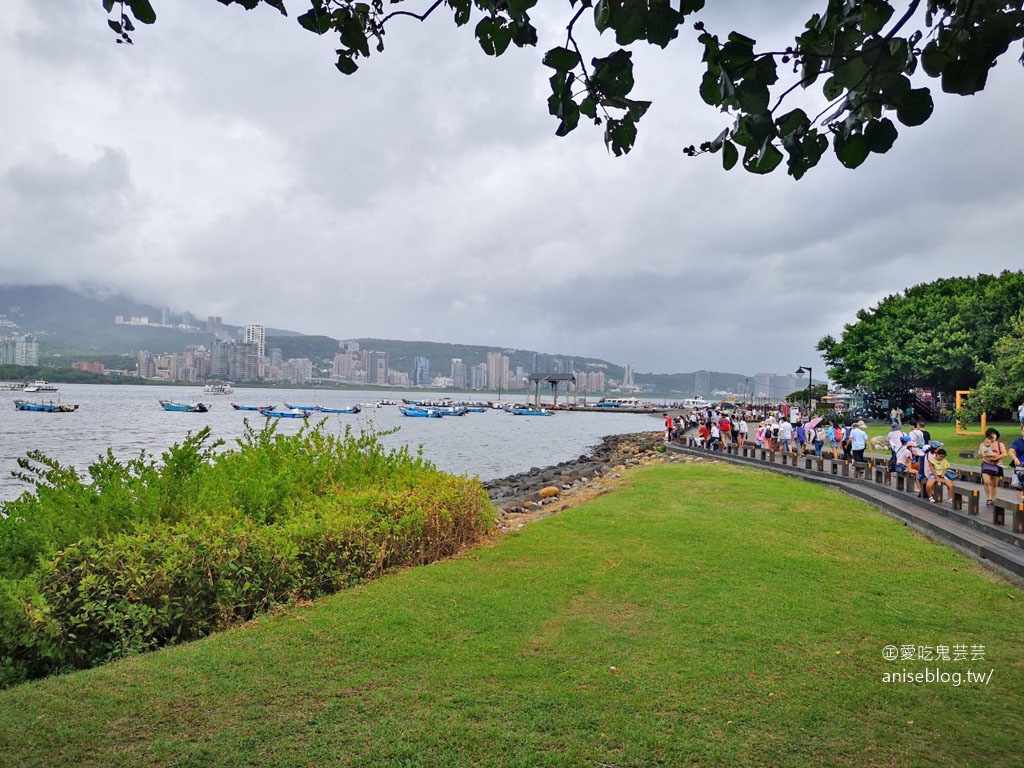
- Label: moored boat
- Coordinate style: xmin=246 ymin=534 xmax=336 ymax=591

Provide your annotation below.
xmin=315 ymin=405 xmax=361 ymax=414
xmin=14 ymin=399 xmax=79 ymax=413
xmin=399 ymin=406 xmax=444 ymax=418
xmin=506 ymin=408 xmax=553 ymax=416
xmin=203 ymin=383 xmax=234 ymax=395
xmin=231 ymin=402 xmax=275 ymax=411
xmin=159 ymin=400 xmax=210 ymax=413
xmin=23 ymin=381 xmax=59 ymax=394
xmin=259 ymin=407 xmax=310 ymax=419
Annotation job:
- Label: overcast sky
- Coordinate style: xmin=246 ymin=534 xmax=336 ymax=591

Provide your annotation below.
xmin=1 ymin=1 xmax=1020 ymax=375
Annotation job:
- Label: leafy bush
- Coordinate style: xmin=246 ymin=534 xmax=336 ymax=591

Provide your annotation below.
xmin=0 ymin=423 xmax=493 ymax=686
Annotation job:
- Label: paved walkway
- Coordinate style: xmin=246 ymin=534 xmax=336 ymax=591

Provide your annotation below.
xmin=666 ymin=438 xmax=1024 ymax=586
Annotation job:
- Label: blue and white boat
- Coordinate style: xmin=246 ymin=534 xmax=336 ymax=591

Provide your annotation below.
xmin=259 ymin=407 xmax=310 ymax=419
xmin=315 ymin=405 xmax=361 ymax=414
xmin=231 ymin=402 xmax=275 ymax=411
xmin=506 ymin=408 xmax=553 ymax=416
xmin=14 ymin=399 xmax=79 ymax=413
xmin=399 ymin=406 xmax=444 ymax=418
xmin=159 ymin=400 xmax=209 ymax=413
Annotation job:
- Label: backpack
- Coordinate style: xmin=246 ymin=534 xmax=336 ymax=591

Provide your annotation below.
xmin=833 ymin=427 xmax=844 ymax=442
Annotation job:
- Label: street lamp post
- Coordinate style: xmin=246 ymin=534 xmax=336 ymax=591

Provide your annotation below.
xmin=796 ymin=366 xmax=812 ymax=417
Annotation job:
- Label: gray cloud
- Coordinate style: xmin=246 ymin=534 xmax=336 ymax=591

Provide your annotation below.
xmin=1 ymin=1 xmax=1021 ymax=374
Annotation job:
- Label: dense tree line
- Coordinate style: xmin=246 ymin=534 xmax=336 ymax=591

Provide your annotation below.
xmin=817 ymin=271 xmax=1024 ymax=416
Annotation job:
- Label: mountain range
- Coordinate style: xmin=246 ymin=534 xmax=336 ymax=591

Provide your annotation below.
xmin=0 ymin=285 xmax=751 ymax=395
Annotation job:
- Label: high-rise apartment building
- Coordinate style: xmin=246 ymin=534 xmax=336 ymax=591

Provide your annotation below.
xmin=413 ymin=357 xmax=431 ymax=387
xmin=487 ymin=352 xmax=510 ymax=393
xmin=470 ymin=363 xmax=488 ymax=390
xmin=0 ymin=334 xmax=38 ymax=366
xmin=243 ymin=324 xmax=265 ymax=359
xmin=622 ymin=364 xmax=635 ymax=390
xmin=450 ymin=358 xmax=467 ymax=389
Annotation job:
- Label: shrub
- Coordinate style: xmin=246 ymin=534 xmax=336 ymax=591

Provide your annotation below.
xmin=0 ymin=423 xmax=494 ymax=686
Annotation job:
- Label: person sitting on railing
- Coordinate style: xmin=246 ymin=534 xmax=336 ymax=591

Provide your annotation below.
xmin=925 ymin=448 xmax=955 ymax=504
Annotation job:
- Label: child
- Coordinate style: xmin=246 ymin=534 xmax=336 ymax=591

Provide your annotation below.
xmin=925 ymin=447 xmax=955 ymax=503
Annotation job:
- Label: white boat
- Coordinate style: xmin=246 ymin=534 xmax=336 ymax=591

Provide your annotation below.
xmin=203 ymin=383 xmax=234 ymax=395
xmin=680 ymin=397 xmax=713 ymax=410
xmin=23 ymin=380 xmax=59 ymax=394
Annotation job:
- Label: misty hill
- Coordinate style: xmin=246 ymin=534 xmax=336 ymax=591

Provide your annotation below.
xmin=0 ymin=285 xmax=295 ymax=357
xmin=1 ymin=285 xmax=750 ymax=394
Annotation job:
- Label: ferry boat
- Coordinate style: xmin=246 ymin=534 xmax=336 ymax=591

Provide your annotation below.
xmin=203 ymin=383 xmax=234 ymax=395
xmin=23 ymin=381 xmax=59 ymax=394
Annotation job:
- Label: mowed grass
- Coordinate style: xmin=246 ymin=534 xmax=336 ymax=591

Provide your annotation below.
xmin=1 ymin=461 xmax=1022 ymax=767
xmin=866 ymin=421 xmax=1022 ymax=465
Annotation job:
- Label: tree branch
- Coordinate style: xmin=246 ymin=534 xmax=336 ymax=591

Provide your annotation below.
xmin=381 ymin=0 xmax=445 ymax=25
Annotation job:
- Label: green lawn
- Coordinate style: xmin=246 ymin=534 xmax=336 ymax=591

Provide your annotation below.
xmin=867 ymin=420 xmax=1023 ymax=464
xmin=1 ymin=461 xmax=1021 ymax=767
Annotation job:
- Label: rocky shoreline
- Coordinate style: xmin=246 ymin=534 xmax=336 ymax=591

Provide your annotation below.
xmin=484 ymin=430 xmax=694 ymax=528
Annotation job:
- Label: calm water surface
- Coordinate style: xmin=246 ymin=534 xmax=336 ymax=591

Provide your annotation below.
xmin=0 ymin=384 xmax=660 ymax=504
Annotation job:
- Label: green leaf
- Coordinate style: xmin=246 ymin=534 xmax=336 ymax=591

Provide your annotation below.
xmin=941 ymin=59 xmax=989 ymax=96
xmin=102 ymin=0 xmax=116 ymax=12
xmin=127 ymin=0 xmax=156 ymax=25
xmin=699 ymin=70 xmax=721 ymax=106
xmin=895 ymin=87 xmax=933 ymax=126
xmin=542 ymin=47 xmax=581 ymax=72
xmin=745 ymin=139 xmax=783 ymax=174
xmin=708 ymin=127 xmax=729 ymax=152
xmin=594 ymin=0 xmax=611 ymax=33
xmin=555 ymin=100 xmax=581 ymax=136
xmin=822 ymin=75 xmax=844 ymax=101
xmin=297 ymin=8 xmax=333 ymax=34
xmin=505 ymin=0 xmax=537 ymax=18
xmin=335 ymin=54 xmax=359 ymax=75
xmin=450 ymin=0 xmax=472 ymax=26
xmin=722 ymin=139 xmax=738 ymax=170
xmin=604 ymin=117 xmax=638 ymax=156
xmin=920 ymin=41 xmax=948 ymax=77
xmin=775 ymin=108 xmax=810 ymax=137
xmin=864 ymin=117 xmax=898 ymax=154
xmin=860 ymin=0 xmax=894 ymax=35
xmin=834 ymin=132 xmax=869 ymax=169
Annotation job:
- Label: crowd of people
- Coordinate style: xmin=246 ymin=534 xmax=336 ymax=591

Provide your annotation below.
xmin=667 ymin=407 xmax=1024 ymax=508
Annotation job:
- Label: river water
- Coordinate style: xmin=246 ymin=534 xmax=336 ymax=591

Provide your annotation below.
xmin=0 ymin=384 xmax=660 ymax=505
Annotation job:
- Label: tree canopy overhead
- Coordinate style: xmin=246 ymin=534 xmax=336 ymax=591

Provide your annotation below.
xmin=817 ymin=271 xmax=1024 ymax=410
xmin=104 ymin=0 xmax=1023 ymax=176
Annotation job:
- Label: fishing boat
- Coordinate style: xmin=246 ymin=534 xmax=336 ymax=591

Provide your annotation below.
xmin=283 ymin=403 xmax=318 ymax=412
xmin=506 ymin=408 xmax=553 ymax=416
xmin=315 ymin=405 xmax=361 ymax=414
xmin=430 ymin=405 xmax=468 ymax=416
xmin=23 ymin=381 xmax=59 ymax=394
xmin=259 ymin=407 xmax=310 ymax=419
xmin=14 ymin=399 xmax=79 ymax=413
xmin=399 ymin=406 xmax=444 ymax=418
xmin=159 ymin=400 xmax=210 ymax=413
xmin=203 ymin=382 xmax=234 ymax=395
xmin=231 ymin=403 xmax=274 ymax=411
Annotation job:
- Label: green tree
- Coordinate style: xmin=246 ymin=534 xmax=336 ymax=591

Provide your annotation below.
xmin=103 ymin=0 xmax=1023 ymax=174
xmin=817 ymin=271 xmax=1024 ymax=398
xmin=973 ymin=309 xmax=1024 ymax=417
